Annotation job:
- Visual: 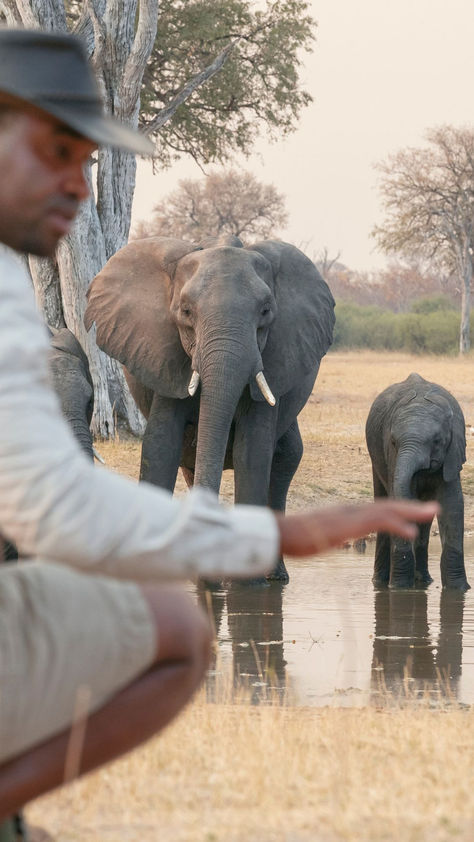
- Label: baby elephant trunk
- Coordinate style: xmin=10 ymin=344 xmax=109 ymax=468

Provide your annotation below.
xmin=390 ymin=447 xmax=429 ymax=588
xmin=393 ymin=447 xmax=429 ymax=500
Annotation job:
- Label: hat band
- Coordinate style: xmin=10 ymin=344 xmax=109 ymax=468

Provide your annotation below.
xmin=35 ymin=93 xmax=103 ymax=110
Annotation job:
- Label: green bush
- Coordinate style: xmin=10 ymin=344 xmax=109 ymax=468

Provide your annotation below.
xmin=333 ymin=299 xmax=464 ymax=354
xmin=333 ymin=303 xmax=398 ymax=350
xmin=410 ymin=295 xmax=456 ymax=315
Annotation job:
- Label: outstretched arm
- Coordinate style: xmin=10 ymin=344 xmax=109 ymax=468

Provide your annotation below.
xmin=277 ymin=499 xmax=439 ymax=557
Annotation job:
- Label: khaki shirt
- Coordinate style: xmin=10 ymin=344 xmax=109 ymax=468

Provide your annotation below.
xmin=0 ymin=247 xmax=279 ymax=581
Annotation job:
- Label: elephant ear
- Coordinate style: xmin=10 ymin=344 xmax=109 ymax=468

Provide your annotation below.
xmin=85 ymin=237 xmax=196 ymax=399
xmin=425 ymin=388 xmax=466 ymax=482
xmin=250 ymin=241 xmax=335 ymax=398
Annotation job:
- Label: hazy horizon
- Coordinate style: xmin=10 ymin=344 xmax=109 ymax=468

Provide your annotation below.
xmin=131 ymin=0 xmax=474 ymax=273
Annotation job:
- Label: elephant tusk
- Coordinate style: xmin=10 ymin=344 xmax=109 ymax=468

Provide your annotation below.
xmin=188 ymin=370 xmax=200 ymax=397
xmin=93 ymin=447 xmax=106 ymax=465
xmin=255 ymin=371 xmax=276 ymax=406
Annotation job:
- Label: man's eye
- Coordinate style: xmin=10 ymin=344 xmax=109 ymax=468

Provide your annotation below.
xmin=54 ymin=144 xmax=72 ymax=162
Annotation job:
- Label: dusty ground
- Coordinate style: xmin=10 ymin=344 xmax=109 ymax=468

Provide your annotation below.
xmin=27 ymin=350 xmax=474 ymax=841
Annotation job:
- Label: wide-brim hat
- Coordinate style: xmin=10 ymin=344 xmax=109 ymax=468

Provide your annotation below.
xmin=0 ymin=28 xmax=154 ymax=155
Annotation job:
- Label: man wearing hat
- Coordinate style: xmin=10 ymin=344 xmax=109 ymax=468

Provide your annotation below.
xmin=0 ymin=27 xmax=437 ymax=823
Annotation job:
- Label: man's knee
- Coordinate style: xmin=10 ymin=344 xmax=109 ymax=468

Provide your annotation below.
xmin=139 ymin=584 xmax=213 ymax=672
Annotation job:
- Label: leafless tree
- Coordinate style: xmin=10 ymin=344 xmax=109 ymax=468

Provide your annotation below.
xmin=373 ymin=125 xmax=474 ymax=352
xmin=313 ymin=246 xmax=342 ymax=281
xmin=135 ymin=169 xmax=288 ymax=242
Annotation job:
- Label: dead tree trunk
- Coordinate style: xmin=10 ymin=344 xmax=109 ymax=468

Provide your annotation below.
xmin=459 ymin=246 xmax=472 ymax=354
xmin=1 ymin=0 xmax=236 ymax=436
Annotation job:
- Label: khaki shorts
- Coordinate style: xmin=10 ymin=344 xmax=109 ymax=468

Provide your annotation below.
xmin=0 ymin=561 xmax=157 ymax=764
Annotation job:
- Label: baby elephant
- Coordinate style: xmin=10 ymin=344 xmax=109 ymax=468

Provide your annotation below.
xmin=366 ymin=373 xmax=469 ymax=591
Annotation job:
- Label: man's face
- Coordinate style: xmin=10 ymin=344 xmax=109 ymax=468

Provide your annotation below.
xmin=0 ymin=108 xmax=96 ymax=256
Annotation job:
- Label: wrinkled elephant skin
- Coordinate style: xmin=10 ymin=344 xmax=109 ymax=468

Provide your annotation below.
xmin=366 ymin=373 xmax=469 ymax=591
xmin=85 ymin=235 xmax=335 ymax=582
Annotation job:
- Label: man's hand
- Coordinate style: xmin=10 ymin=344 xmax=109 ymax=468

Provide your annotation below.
xmin=276 ymin=500 xmax=440 ymax=558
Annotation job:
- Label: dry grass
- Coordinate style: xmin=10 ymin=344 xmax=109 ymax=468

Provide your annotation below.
xmin=28 ymin=351 xmax=474 ymax=840
xmin=28 ymin=696 xmax=474 ymax=841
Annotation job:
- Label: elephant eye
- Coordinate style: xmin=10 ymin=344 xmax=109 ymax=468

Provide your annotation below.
xmin=261 ymin=304 xmax=271 ymax=317
xmin=181 ymin=304 xmax=193 ymax=318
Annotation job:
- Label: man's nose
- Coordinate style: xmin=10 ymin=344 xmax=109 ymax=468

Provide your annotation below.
xmin=63 ymin=163 xmax=90 ymax=201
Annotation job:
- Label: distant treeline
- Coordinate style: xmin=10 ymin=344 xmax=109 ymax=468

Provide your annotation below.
xmin=333 ymin=296 xmax=469 ymax=354
xmin=323 ymin=258 xmax=460 ymax=313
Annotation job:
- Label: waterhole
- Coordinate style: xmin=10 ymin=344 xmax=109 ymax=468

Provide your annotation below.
xmin=198 ymin=536 xmax=474 ymax=706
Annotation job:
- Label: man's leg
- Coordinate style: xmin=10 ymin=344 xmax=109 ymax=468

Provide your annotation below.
xmin=0 ymin=578 xmax=212 ymax=819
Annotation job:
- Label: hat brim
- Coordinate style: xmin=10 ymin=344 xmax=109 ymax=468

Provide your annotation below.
xmin=48 ymin=104 xmax=155 ymax=156
xmin=0 ymin=89 xmax=154 ymax=156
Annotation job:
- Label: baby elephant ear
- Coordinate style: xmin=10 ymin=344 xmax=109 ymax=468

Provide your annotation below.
xmin=425 ymin=389 xmax=466 ymax=482
xmin=250 ymin=241 xmax=335 ymax=397
xmin=444 ymin=401 xmax=466 ymax=483
xmin=85 ymin=237 xmax=195 ymax=398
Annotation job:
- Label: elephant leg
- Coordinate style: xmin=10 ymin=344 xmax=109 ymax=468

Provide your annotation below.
xmin=437 ymin=478 xmax=469 ymax=591
xmin=414 ymin=520 xmax=434 ymax=586
xmin=267 ymin=421 xmax=304 ymax=582
xmin=372 ymin=469 xmax=390 ymax=587
xmin=140 ymin=393 xmax=187 ymax=491
xmin=233 ymin=403 xmax=278 ymax=583
xmin=389 ymin=538 xmax=416 ymax=589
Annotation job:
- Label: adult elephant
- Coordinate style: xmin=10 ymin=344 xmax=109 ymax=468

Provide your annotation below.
xmin=85 ymin=235 xmax=335 ymax=581
xmin=366 ymin=373 xmax=468 ymax=591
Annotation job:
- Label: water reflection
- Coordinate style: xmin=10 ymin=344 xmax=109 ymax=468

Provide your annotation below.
xmin=198 ymin=581 xmax=287 ymax=703
xmin=197 ymin=544 xmax=474 ymax=706
xmin=227 ymin=582 xmax=286 ymax=702
xmin=371 ymin=589 xmax=465 ymax=703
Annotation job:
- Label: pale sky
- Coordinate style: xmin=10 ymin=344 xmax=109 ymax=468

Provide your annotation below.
xmin=132 ymin=0 xmax=474 ymax=273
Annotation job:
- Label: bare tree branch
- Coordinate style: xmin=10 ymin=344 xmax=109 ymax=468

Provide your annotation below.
xmin=143 ymin=40 xmax=238 ymax=137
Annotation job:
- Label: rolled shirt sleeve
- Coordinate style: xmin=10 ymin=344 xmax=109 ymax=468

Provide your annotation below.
xmin=0 ymin=248 xmax=279 ymax=581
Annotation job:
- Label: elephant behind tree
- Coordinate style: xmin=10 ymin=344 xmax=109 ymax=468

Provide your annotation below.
xmin=366 ymin=372 xmax=468 ymax=591
xmin=48 ymin=327 xmax=94 ymax=460
xmin=85 ymin=235 xmax=335 ymax=581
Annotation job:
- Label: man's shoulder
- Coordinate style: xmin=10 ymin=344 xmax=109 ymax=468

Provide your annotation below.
xmin=0 ymin=245 xmax=32 ymax=292
xmin=0 ymin=244 xmax=24 ymax=269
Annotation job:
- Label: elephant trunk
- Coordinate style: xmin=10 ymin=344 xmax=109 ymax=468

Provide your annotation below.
xmin=393 ymin=446 xmax=429 ymax=500
xmin=193 ymin=345 xmax=257 ymax=492
xmin=69 ymin=419 xmax=94 ymax=461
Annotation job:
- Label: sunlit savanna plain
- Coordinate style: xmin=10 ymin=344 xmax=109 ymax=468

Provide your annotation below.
xmin=28 ymin=351 xmax=474 ymax=841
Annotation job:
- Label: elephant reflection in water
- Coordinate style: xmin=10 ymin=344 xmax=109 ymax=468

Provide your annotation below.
xmin=371 ymin=589 xmax=465 ymax=703
xmin=197 ymin=582 xmax=287 ymax=704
